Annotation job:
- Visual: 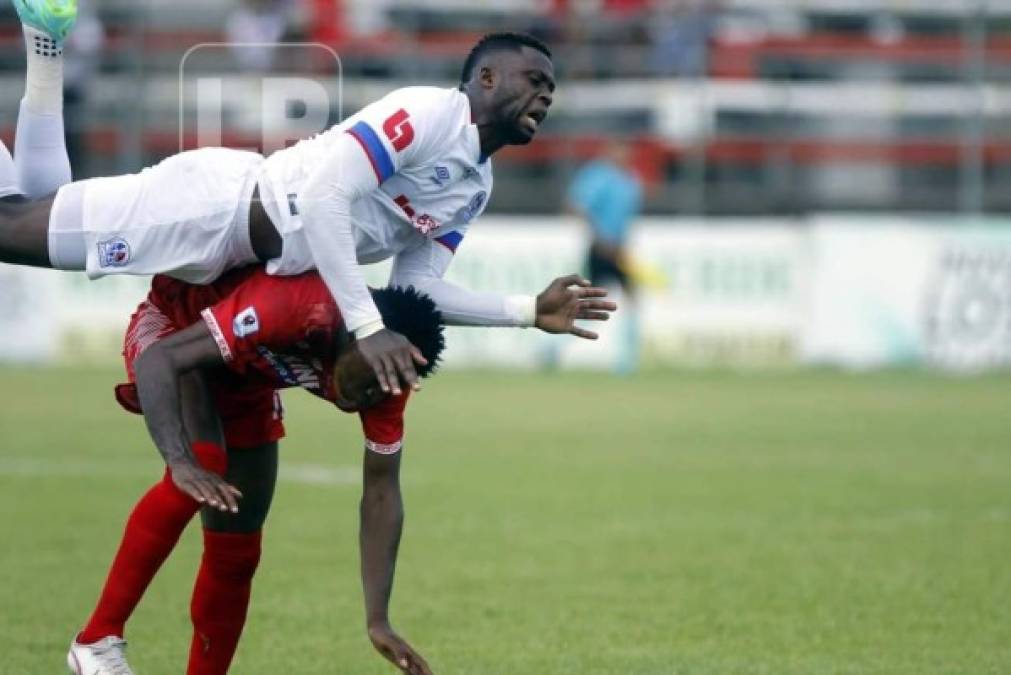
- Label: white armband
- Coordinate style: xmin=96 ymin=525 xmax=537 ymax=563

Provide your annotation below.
xmin=365 ymin=439 xmax=403 ymax=455
xmin=354 ymin=318 xmax=386 ymax=340
xmin=504 ymin=294 xmax=537 ymax=328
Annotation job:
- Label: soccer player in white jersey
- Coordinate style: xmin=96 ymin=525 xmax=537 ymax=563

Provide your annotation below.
xmin=0 ymin=30 xmax=613 ymax=390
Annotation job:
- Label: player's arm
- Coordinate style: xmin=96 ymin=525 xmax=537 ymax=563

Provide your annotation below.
xmin=391 ymin=242 xmax=617 ymax=338
xmin=298 ymin=98 xmax=446 ymax=397
xmin=359 ymin=448 xmax=432 ymax=675
xmin=134 ymin=322 xmax=241 ymax=512
xmin=300 ymin=136 xmax=426 ymax=397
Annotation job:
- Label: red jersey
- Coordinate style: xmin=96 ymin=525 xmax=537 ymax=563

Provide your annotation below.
xmin=140 ymin=267 xmax=407 ymax=453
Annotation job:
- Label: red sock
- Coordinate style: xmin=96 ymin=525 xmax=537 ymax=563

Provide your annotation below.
xmin=78 ymin=442 xmax=227 ymax=644
xmin=187 ymin=529 xmax=262 ymax=675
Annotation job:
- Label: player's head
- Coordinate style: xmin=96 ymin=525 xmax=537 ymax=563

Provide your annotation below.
xmin=333 ymin=286 xmax=445 ymax=411
xmin=460 ymin=32 xmax=555 ymax=146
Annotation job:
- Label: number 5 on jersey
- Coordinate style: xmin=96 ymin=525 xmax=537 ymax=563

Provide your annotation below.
xmin=383 ymin=109 xmax=415 ymax=152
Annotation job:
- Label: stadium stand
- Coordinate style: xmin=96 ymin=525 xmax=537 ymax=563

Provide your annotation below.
xmin=0 ymin=0 xmax=1007 ymax=213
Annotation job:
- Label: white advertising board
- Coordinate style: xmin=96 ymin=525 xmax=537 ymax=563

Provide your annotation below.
xmin=2 ymin=216 xmax=1005 ymax=372
xmin=0 ymin=217 xmax=809 ymax=370
xmin=804 ymin=217 xmax=1011 ymax=372
xmin=391 ymin=216 xmax=808 ymax=369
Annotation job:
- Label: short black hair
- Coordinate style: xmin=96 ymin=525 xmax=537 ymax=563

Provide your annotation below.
xmin=372 ymin=286 xmax=445 ymax=378
xmin=460 ymin=32 xmax=552 ymax=85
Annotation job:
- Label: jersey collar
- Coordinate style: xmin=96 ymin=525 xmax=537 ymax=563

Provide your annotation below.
xmin=461 ymin=90 xmax=488 ymax=165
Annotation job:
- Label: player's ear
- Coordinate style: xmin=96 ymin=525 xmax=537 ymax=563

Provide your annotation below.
xmin=479 ymin=65 xmax=497 ymax=90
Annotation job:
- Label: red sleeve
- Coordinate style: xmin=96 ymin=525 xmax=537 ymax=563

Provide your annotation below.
xmin=359 ymin=391 xmax=409 ymax=454
xmin=200 ymin=270 xmax=334 ymax=374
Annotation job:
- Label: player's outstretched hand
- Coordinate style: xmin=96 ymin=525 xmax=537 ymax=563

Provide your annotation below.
xmin=368 ymin=622 xmax=434 ymax=675
xmin=169 ymin=460 xmax=243 ymax=513
xmin=535 ymin=273 xmax=618 ymax=340
xmin=357 ymin=328 xmax=428 ymax=396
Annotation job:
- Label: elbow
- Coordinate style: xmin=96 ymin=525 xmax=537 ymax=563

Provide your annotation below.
xmin=301 ymin=177 xmax=352 ymax=218
xmin=390 ymin=270 xmax=435 ymax=292
xmin=134 ymin=341 xmax=186 ymax=385
xmin=133 ymin=343 xmax=166 ymax=384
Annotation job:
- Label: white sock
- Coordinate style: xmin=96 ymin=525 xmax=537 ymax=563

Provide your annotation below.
xmin=15 ymin=98 xmax=71 ymax=199
xmin=23 ymin=25 xmax=64 ymax=115
xmin=0 ymin=139 xmax=21 ymax=198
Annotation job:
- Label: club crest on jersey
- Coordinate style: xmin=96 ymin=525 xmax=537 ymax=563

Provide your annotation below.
xmin=97 ymin=237 xmax=131 ymax=268
xmin=431 ymin=166 xmax=450 ymax=186
xmin=233 ymin=307 xmax=260 ymax=338
xmin=459 ymin=191 xmax=487 ymax=224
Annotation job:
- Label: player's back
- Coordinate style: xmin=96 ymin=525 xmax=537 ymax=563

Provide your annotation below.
xmin=148 ymin=267 xmax=261 ymax=327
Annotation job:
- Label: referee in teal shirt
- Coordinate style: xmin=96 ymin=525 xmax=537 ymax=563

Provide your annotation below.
xmin=568 ymin=142 xmax=643 ymax=372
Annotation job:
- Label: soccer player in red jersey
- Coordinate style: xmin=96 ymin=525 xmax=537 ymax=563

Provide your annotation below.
xmin=66 ymin=267 xmax=615 ymax=675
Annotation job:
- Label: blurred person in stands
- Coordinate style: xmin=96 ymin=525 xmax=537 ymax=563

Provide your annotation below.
xmin=0 ymin=0 xmax=75 ymax=201
xmin=62 ymin=0 xmax=103 ymax=178
xmin=545 ymin=0 xmax=652 ymax=78
xmin=649 ymin=0 xmax=717 ymax=78
xmin=568 ymin=141 xmax=643 ymax=374
xmin=226 ymin=0 xmax=295 ymax=72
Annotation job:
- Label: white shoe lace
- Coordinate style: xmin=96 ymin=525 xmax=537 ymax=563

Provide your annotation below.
xmin=88 ymin=638 xmax=133 ymax=675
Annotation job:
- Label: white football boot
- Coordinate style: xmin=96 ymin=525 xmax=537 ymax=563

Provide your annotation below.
xmin=66 ymin=635 xmax=134 ymax=675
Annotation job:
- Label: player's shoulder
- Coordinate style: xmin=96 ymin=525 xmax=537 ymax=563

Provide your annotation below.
xmin=380 ymin=86 xmax=469 ymax=125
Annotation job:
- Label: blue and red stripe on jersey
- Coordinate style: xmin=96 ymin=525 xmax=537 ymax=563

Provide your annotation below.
xmin=347 ymin=121 xmax=395 ymax=183
xmin=435 ymin=230 xmax=464 ymax=253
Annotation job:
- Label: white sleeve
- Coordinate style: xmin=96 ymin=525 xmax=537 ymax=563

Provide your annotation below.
xmin=299 ymin=88 xmax=458 ymax=338
xmin=299 ymin=132 xmax=384 ymax=337
xmin=345 ymin=88 xmax=456 ymax=182
xmin=390 ymin=238 xmax=536 ymax=327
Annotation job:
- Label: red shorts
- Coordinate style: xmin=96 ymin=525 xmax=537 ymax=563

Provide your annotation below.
xmin=116 ymin=297 xmax=285 ymax=448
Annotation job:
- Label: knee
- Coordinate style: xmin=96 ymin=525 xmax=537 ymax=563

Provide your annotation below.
xmin=201 ymin=530 xmax=262 ymax=583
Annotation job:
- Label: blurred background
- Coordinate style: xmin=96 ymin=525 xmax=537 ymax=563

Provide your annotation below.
xmin=0 ymin=0 xmax=1008 ymax=373
xmin=2 ymin=5 xmax=1009 ymax=673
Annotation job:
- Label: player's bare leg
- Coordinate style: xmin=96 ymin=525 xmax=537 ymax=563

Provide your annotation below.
xmin=0 ymin=195 xmax=56 ymax=266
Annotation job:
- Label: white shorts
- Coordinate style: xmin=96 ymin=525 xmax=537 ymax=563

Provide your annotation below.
xmin=51 ymin=147 xmax=264 ymax=283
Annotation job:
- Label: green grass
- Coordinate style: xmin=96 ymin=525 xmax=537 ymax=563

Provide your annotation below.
xmin=1 ymin=367 xmax=1009 ymax=674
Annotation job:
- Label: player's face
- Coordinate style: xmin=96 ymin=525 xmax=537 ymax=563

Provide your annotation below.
xmin=489 ymin=47 xmax=555 ymax=145
xmin=333 ymin=350 xmax=388 ymax=412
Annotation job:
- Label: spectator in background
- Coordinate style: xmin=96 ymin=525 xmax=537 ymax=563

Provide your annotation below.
xmin=226 ymin=0 xmax=295 ymax=72
xmin=568 ymin=141 xmax=644 ymax=374
xmin=649 ymin=0 xmax=717 ymax=78
xmin=536 ymin=0 xmax=651 ymax=78
xmin=63 ymin=0 xmax=104 ymax=179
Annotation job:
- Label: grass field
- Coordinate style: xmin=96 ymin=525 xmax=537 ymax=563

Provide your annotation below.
xmin=0 ymin=366 xmax=1009 ymax=674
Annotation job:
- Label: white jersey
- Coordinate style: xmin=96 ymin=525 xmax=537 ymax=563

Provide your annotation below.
xmin=52 ymin=85 xmax=533 ymax=333
xmin=257 ymin=86 xmax=492 ymax=274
